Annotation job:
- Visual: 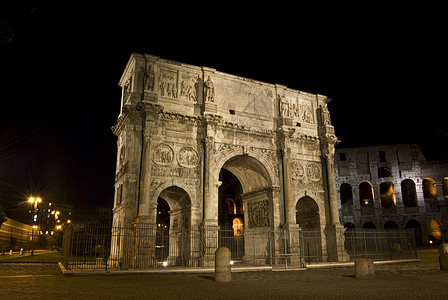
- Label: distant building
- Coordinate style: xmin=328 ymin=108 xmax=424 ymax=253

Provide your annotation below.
xmin=335 ymin=143 xmax=448 ymax=244
xmin=27 ymin=201 xmax=73 ymax=236
xmin=0 ymin=217 xmax=36 ymax=251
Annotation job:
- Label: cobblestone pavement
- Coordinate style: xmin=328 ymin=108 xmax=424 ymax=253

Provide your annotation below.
xmin=1 ymin=261 xmax=448 ymax=299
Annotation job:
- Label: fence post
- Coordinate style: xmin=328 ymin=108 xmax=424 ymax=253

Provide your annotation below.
xmin=61 ymin=223 xmax=73 ymax=269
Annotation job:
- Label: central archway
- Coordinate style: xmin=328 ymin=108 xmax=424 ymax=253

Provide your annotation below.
xmin=218 ymin=154 xmax=273 ymax=264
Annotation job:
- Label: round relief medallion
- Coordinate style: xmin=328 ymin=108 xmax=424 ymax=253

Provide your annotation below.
xmin=152 ymin=144 xmax=174 ymax=165
xmin=177 ymin=147 xmax=199 ymax=168
xmin=290 ymin=160 xmax=304 ymax=179
xmin=306 ymin=162 xmax=321 ymax=181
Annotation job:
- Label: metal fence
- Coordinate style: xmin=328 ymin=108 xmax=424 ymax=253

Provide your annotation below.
xmin=61 ymin=223 xmax=417 ymax=271
xmin=299 ymin=228 xmax=417 ymax=264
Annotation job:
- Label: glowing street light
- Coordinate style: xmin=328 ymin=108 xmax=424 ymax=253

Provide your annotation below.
xmin=28 ymin=196 xmax=42 ymax=224
xmin=28 ymin=197 xmax=42 ymax=209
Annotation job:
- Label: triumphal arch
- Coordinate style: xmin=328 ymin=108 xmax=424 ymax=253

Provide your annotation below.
xmin=111 ymin=53 xmax=346 ymax=267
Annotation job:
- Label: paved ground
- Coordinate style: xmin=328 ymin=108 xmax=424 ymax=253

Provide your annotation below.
xmin=0 ymin=248 xmax=447 ymax=299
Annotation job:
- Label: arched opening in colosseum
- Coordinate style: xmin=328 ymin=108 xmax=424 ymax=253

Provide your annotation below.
xmin=406 ymin=219 xmax=423 ymax=245
xmin=384 ymin=220 xmax=398 ymax=229
xmin=340 ymin=183 xmax=353 ymax=216
xmin=380 ymin=181 xmax=396 ymax=208
xmin=443 ymin=177 xmax=448 ymax=198
xmin=362 ymin=222 xmax=376 ymax=229
xmin=427 ymin=219 xmax=442 ymax=241
xmin=401 ymin=179 xmax=417 ymax=207
xmin=423 ymin=178 xmax=437 ymax=199
xmin=378 ymin=167 xmax=392 ymax=178
xmin=359 ymin=181 xmax=374 ymax=215
xmin=156 ymin=186 xmax=191 ymax=265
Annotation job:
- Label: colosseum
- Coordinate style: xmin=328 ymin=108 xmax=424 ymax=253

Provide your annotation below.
xmin=335 ymin=143 xmax=448 ymax=244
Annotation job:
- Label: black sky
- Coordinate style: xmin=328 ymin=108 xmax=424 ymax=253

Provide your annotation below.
xmin=0 ymin=2 xmax=447 ymax=218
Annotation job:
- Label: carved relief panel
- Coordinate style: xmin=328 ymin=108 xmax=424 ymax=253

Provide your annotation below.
xmin=291 ymin=160 xmax=323 ymax=191
xmin=278 ymin=94 xmax=315 ymax=125
xmin=247 ymin=199 xmax=270 ymax=228
xmin=180 ymin=73 xmax=198 ymax=102
xmin=150 ymin=143 xmax=201 ymax=200
xmin=158 ymin=68 xmax=178 ymax=98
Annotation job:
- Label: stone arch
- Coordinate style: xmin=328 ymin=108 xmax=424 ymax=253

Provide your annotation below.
xmin=296 ymin=196 xmax=322 ymax=262
xmin=406 ymin=219 xmax=423 ymax=245
xmin=378 ymin=167 xmax=392 ymax=178
xmin=340 ymin=183 xmax=353 ymax=216
xmin=158 ymin=186 xmax=191 ymax=212
xmin=344 ymin=222 xmax=356 ymax=230
xmin=359 ymin=181 xmax=375 ymax=216
xmin=443 ymin=178 xmax=448 ymax=198
xmin=215 ymin=154 xmax=272 ymax=192
xmin=156 ymin=186 xmax=192 ymax=266
xmin=296 ymin=196 xmax=321 ymax=230
xmin=379 ymin=181 xmax=396 ymax=208
xmin=384 ymin=220 xmax=398 ymax=229
xmin=401 ymin=179 xmax=417 ymax=207
xmin=359 ymin=181 xmax=374 ymax=205
xmin=362 ymin=222 xmax=376 ymax=229
xmin=216 ymin=154 xmax=274 ymax=262
xmin=214 ymin=150 xmax=275 ymax=190
xmin=427 ymin=219 xmax=442 ymax=241
xmin=423 ymin=178 xmax=437 ymax=199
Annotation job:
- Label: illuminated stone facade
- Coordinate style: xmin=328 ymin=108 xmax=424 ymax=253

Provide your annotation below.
xmin=111 ymin=53 xmax=345 ymax=266
xmin=335 ymin=144 xmax=448 ymax=244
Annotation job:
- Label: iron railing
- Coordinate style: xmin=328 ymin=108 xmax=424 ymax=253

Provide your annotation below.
xmin=61 ymin=223 xmax=417 ymax=271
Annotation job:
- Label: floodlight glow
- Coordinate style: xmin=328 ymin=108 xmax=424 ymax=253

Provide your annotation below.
xmin=162 ymin=261 xmax=168 ymax=267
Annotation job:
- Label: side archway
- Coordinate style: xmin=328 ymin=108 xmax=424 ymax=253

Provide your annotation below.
xmin=296 ymin=196 xmax=322 ymax=262
xmin=156 ymin=186 xmax=192 ymax=266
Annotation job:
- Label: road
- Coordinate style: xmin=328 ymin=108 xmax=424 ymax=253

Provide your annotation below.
xmin=0 ymin=248 xmax=447 ymax=299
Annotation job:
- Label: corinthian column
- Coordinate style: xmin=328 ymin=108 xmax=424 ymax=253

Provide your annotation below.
xmin=202 ymin=135 xmax=218 ymax=225
xmin=324 ymin=152 xmax=339 ymax=225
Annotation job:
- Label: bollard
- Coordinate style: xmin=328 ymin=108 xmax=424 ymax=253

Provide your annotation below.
xmin=20 ymin=249 xmax=23 ymax=255
xmin=9 ymin=250 xmax=13 ymax=256
xmin=439 ymin=243 xmax=448 ymax=271
xmin=215 ymin=247 xmax=231 ymax=282
xmin=355 ymin=258 xmax=375 ymax=279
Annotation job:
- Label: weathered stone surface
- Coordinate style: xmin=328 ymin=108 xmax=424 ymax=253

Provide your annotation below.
xmin=215 ymin=247 xmax=231 ymax=282
xmin=110 ymin=53 xmax=345 ymax=266
xmin=355 ymin=258 xmax=375 ymax=279
xmin=335 ymin=144 xmax=448 ymax=244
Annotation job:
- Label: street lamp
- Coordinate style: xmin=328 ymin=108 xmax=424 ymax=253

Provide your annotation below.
xmin=28 ymin=197 xmax=42 ymax=223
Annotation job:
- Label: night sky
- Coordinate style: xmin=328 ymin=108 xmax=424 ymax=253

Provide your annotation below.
xmin=1 ymin=2 xmax=446 ymax=219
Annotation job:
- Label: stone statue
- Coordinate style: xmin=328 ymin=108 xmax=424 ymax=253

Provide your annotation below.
xmin=144 ymin=67 xmax=155 ymax=91
xmin=320 ymin=104 xmax=331 ymax=125
xmin=204 ymin=76 xmax=215 ymax=102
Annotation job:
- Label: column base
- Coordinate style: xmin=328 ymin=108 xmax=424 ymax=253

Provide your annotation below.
xmin=324 ymin=224 xmax=350 ymax=263
xmin=199 ymin=221 xmax=220 ymax=267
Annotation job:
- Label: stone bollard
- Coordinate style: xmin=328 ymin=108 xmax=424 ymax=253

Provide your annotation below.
xmin=355 ymin=258 xmax=375 ymax=279
xmin=215 ymin=247 xmax=231 ymax=282
xmin=438 ymin=243 xmax=448 ymax=271
xmin=20 ymin=249 xmax=23 ymax=255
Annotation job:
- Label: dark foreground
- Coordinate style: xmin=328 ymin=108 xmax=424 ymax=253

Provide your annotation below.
xmin=0 ymin=248 xmax=447 ymax=299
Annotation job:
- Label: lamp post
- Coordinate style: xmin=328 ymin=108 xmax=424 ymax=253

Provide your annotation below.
xmin=28 ymin=197 xmax=41 ymax=247
xmin=28 ymin=196 xmax=42 ymax=225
